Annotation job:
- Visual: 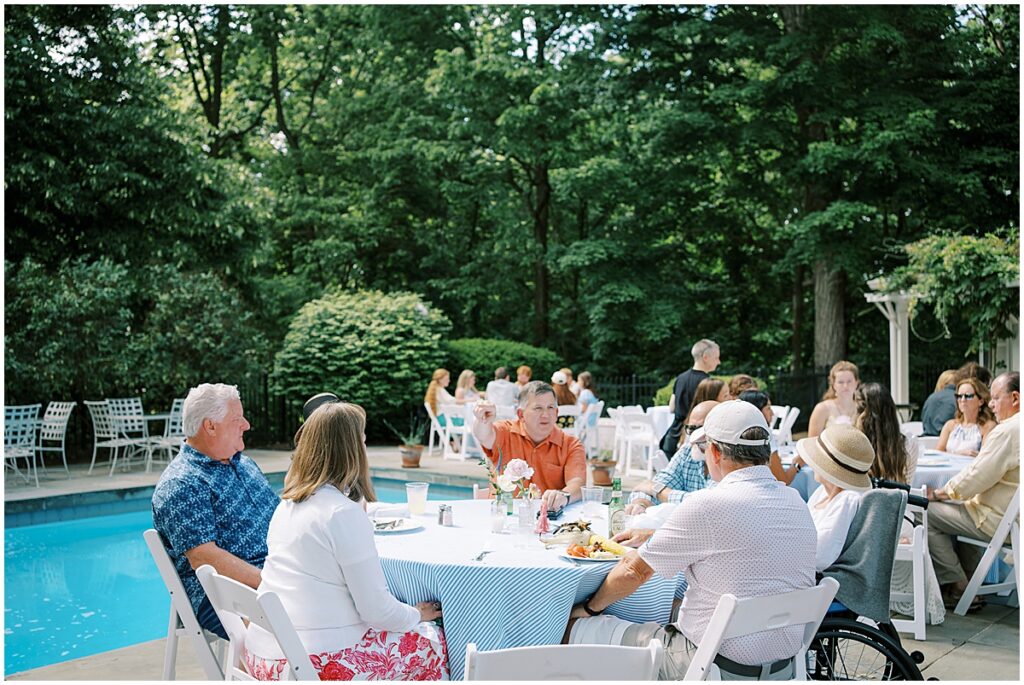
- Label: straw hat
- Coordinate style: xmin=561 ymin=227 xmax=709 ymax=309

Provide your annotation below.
xmin=796 ymin=425 xmax=874 ymax=492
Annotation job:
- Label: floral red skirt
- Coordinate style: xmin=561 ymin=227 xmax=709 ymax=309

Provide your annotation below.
xmin=245 ymin=627 xmax=449 ymax=681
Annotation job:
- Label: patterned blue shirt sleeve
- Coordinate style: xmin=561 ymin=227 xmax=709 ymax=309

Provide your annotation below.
xmin=651 ymin=445 xmax=707 ymax=500
xmin=153 ymin=472 xmax=218 ymax=554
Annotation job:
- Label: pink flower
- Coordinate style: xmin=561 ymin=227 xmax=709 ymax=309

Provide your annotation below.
xmin=504 ymin=458 xmax=534 ymax=481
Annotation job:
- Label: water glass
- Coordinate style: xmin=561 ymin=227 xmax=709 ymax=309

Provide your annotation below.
xmin=406 ymin=482 xmax=429 ymax=516
xmin=514 ymin=498 xmax=535 ymax=548
xmin=490 ymin=499 xmax=507 ymax=533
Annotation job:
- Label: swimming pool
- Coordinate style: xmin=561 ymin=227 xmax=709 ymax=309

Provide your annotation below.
xmin=3 ymin=477 xmax=471 ymax=675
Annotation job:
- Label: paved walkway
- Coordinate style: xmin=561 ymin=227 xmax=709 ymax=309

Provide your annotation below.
xmin=4 ymin=446 xmax=1019 ymax=680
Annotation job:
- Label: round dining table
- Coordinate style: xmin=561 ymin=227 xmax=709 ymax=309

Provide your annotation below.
xmin=374 ymin=499 xmax=685 ymax=680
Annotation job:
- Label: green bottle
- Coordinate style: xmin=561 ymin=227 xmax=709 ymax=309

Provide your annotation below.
xmin=608 ymin=477 xmax=626 ymax=538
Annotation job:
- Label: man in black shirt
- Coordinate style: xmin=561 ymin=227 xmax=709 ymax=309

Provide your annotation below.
xmin=659 ymin=339 xmax=721 ymax=453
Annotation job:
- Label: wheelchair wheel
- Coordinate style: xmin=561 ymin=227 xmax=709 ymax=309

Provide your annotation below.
xmin=808 ymin=616 xmax=924 ymax=680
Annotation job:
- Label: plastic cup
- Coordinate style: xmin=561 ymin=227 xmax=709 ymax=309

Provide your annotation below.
xmin=406 ymin=482 xmax=429 ymax=516
xmin=490 ymin=499 xmax=507 ymax=533
xmin=582 ymin=486 xmax=604 ymax=519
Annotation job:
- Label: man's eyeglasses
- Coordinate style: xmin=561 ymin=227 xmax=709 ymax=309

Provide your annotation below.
xmin=683 ymin=424 xmax=702 ymax=435
xmin=955 ymin=393 xmax=977 ymax=401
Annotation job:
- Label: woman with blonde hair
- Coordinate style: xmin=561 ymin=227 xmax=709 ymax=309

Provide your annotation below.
xmin=807 ymin=360 xmax=860 ymax=438
xmin=245 ymin=403 xmax=448 ymax=680
xmin=936 ymin=377 xmax=997 ymax=456
xmin=425 ymin=368 xmax=460 ymax=452
xmin=454 ymin=369 xmax=482 ymax=403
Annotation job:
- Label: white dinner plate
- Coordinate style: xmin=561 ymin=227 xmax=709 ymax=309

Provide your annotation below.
xmin=918 ymin=457 xmax=950 ymax=467
xmin=372 ymin=518 xmax=424 ymax=534
xmin=560 ymin=551 xmax=621 ymax=563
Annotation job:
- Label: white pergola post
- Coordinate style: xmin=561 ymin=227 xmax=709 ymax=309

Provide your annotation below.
xmin=865 ymin=281 xmax=912 ymax=406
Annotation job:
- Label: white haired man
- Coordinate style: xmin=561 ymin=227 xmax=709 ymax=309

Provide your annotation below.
xmin=660 ymin=339 xmax=721 ymax=453
xmin=566 ymin=401 xmax=816 ymax=679
xmin=152 ymin=383 xmax=279 ymax=639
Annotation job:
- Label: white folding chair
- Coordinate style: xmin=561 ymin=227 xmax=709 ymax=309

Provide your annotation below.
xmin=917 ymin=435 xmax=940 ymax=450
xmin=683 ymin=577 xmax=839 ymax=680
xmin=891 ymin=486 xmax=929 ymax=639
xmin=473 ymin=483 xmax=493 ymax=499
xmin=900 ymin=421 xmax=924 ymax=439
xmin=423 ymin=403 xmax=446 ymax=458
xmin=953 ymin=487 xmax=1020 ymax=616
xmin=775 ymin=407 xmax=800 ymax=446
xmin=769 ymin=405 xmax=788 ymax=432
xmin=439 ymin=402 xmax=471 ymax=461
xmin=465 ymin=639 xmax=663 ymax=681
xmin=143 ymin=529 xmax=226 ymax=680
xmin=609 ymin=405 xmax=643 ymax=467
xmin=195 ymin=564 xmax=318 ymax=681
xmin=621 ymin=412 xmax=658 ymax=479
xmin=36 ymin=401 xmax=76 ymax=479
xmin=557 ymin=404 xmax=581 ymax=437
xmin=4 ymin=404 xmax=41 ymax=486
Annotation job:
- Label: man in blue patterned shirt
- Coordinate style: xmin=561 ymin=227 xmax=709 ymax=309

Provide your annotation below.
xmin=625 ymin=401 xmax=718 ymax=515
xmin=152 ymin=383 xmax=279 ymax=639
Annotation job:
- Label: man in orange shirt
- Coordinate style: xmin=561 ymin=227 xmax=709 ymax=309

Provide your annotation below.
xmin=473 ymin=381 xmax=586 ymax=511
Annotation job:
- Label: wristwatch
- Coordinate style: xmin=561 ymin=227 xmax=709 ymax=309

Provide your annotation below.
xmin=559 ymin=490 xmax=572 ymax=503
xmin=583 ymin=597 xmax=604 ymax=616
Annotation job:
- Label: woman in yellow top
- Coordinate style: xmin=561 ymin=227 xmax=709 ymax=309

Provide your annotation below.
xmin=808 ymin=360 xmax=860 ymax=438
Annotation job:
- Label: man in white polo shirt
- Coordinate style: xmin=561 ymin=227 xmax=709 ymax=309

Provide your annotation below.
xmin=565 ymin=400 xmax=817 ymax=680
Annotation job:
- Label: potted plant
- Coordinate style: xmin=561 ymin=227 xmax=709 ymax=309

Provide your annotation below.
xmin=587 ymin=449 xmax=616 ymax=486
xmin=385 ymin=417 xmax=428 ymax=468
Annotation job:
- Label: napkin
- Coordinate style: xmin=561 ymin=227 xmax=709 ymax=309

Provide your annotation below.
xmin=629 ymin=502 xmax=678 ymax=530
xmin=366 ymin=502 xmax=410 ymax=518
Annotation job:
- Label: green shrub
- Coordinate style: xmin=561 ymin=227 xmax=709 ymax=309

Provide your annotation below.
xmin=443 ymin=338 xmax=561 ymax=384
xmin=271 ymin=289 xmax=451 ymax=420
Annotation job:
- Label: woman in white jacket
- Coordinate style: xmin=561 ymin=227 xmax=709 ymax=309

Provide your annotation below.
xmin=245 ymin=402 xmax=448 ymax=680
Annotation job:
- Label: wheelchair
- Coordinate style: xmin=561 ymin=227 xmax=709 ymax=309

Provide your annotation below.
xmin=806 ymin=480 xmax=930 ymax=681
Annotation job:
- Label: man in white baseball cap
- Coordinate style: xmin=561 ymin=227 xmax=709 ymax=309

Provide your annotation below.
xmin=565 ymin=400 xmax=817 ymax=680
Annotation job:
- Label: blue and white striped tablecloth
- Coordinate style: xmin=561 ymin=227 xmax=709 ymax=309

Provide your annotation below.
xmin=375 ymin=499 xmax=685 ymax=680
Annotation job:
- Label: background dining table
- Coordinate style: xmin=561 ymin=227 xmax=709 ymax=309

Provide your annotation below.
xmin=374 ymin=499 xmax=685 ymax=680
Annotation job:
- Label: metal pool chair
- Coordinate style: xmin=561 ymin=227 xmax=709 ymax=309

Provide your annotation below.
xmin=147 ymin=398 xmax=185 ymax=471
xmin=465 ymin=639 xmax=663 ymax=681
xmin=36 ymin=401 xmax=76 ymax=479
xmin=85 ymin=400 xmax=134 ymax=475
xmin=143 ymin=529 xmax=226 ymax=680
xmin=5 ymin=404 xmax=42 ymax=487
xmin=196 ymin=564 xmax=318 ymax=681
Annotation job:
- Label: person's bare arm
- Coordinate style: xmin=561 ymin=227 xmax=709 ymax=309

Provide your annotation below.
xmin=936 ymin=419 xmax=954 ymax=453
xmin=569 ymin=552 xmax=654 ymax=617
xmin=186 ymin=542 xmax=262 ymax=589
xmin=807 ymin=402 xmax=828 ymax=438
xmin=472 ymin=401 xmax=497 ymax=449
xmin=667 ymin=394 xmax=675 ymax=413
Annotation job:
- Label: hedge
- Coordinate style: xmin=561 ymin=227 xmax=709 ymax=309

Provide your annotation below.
xmin=443 ymin=338 xmax=562 ymax=385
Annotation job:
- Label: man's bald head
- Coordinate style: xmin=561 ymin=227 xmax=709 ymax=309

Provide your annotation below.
xmin=689 ymin=400 xmax=719 ymax=425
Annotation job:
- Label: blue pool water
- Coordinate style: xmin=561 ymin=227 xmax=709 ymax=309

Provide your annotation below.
xmin=4 ymin=478 xmax=470 ymax=675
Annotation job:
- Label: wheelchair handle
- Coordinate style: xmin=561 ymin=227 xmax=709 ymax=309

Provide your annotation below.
xmin=871 ymin=477 xmax=929 ymax=509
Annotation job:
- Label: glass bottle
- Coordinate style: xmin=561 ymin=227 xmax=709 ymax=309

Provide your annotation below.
xmin=608 ymin=477 xmax=626 ymax=538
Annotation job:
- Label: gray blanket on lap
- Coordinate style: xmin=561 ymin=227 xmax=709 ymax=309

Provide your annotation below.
xmin=823 ymin=488 xmax=907 ymax=623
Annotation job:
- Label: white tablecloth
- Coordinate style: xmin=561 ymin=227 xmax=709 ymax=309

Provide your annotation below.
xmin=374 ymin=499 xmax=685 ymax=679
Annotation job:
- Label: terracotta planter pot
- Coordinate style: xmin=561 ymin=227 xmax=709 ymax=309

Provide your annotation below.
xmin=589 ymin=462 xmax=614 ymax=486
xmin=399 ymin=444 xmax=424 ymax=468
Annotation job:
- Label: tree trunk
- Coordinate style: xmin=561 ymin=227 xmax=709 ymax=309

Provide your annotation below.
xmin=533 ymin=163 xmax=551 ymax=345
xmin=791 ymin=263 xmax=804 ymax=370
xmin=813 ymin=259 xmax=846 ymax=366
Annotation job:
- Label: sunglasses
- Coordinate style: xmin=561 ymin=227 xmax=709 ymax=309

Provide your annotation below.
xmin=955 ymin=393 xmax=977 ymax=401
xmin=683 ymin=424 xmax=702 ymax=435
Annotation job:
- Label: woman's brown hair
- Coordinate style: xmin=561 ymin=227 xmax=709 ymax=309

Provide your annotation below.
xmin=282 ymin=402 xmax=377 ymax=504
xmin=553 ymin=382 xmax=576 ymax=405
xmin=692 ymin=378 xmax=726 ymax=406
xmin=823 ymin=360 xmax=860 ymax=400
xmin=855 ymin=383 xmax=909 ymax=483
xmin=728 ymin=374 xmax=757 ymax=398
xmin=953 ymin=377 xmax=995 ymax=426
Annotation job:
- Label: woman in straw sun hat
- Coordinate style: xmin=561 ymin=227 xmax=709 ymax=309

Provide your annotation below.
xmin=796 ymin=424 xmax=875 ymax=571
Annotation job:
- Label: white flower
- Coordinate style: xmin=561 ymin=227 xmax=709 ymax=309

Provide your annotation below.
xmin=496 ymin=473 xmax=517 ymax=492
xmin=505 ymin=458 xmax=534 ymax=481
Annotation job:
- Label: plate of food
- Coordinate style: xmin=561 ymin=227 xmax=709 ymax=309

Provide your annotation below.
xmin=561 ymin=535 xmax=627 ymax=562
xmin=372 ymin=517 xmax=424 ymax=534
xmin=540 ymin=519 xmax=594 ymax=547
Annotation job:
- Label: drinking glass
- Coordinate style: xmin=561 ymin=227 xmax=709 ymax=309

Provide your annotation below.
xmin=582 ymin=486 xmax=604 ymax=519
xmin=406 ymin=482 xmax=429 ymax=516
xmin=514 ymin=498 xmax=536 ymax=548
xmin=490 ymin=499 xmax=507 ymax=533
